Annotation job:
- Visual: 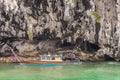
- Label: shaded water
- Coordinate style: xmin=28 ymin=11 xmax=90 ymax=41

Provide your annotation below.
xmin=0 ymin=62 xmax=120 ymax=80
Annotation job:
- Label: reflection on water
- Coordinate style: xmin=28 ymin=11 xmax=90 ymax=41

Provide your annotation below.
xmin=22 ymin=63 xmax=63 ymax=67
xmin=0 ymin=62 xmax=120 ymax=80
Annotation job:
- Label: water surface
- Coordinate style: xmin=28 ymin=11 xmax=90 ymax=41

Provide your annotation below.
xmin=0 ymin=62 xmax=120 ymax=80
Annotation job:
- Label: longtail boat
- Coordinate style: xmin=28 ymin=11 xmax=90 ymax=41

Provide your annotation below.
xmin=21 ymin=60 xmax=65 ymax=64
xmin=8 ymin=44 xmax=81 ymax=65
xmin=20 ymin=55 xmax=81 ymax=65
xmin=20 ymin=55 xmax=69 ymax=64
xmin=21 ymin=61 xmax=82 ymax=66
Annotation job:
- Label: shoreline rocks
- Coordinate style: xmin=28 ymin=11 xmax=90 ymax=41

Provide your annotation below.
xmin=1 ymin=50 xmax=119 ymax=63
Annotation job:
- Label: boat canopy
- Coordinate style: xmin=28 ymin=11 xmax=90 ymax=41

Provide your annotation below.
xmin=40 ymin=55 xmax=63 ymax=61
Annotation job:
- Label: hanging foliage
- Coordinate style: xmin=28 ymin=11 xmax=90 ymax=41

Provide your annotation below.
xmin=90 ymin=10 xmax=101 ymax=23
xmin=27 ymin=25 xmax=33 ymax=41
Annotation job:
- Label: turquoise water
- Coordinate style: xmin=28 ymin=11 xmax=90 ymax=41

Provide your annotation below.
xmin=0 ymin=62 xmax=120 ymax=80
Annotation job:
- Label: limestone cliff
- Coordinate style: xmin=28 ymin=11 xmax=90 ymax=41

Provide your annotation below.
xmin=0 ymin=0 xmax=120 ymax=61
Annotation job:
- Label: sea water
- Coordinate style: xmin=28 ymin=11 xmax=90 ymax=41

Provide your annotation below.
xmin=0 ymin=62 xmax=120 ymax=80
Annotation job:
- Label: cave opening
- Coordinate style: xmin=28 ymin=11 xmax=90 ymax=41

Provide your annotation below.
xmin=76 ymin=38 xmax=100 ymax=53
xmin=85 ymin=41 xmax=100 ymax=52
xmin=104 ymin=54 xmax=115 ymax=61
xmin=60 ymin=39 xmax=75 ymax=50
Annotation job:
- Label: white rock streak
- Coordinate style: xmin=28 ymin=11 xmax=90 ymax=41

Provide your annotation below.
xmin=3 ymin=0 xmax=18 ymax=14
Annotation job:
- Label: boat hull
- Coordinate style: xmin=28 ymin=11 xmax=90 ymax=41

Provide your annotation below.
xmin=21 ymin=60 xmax=66 ymax=64
xmin=21 ymin=60 xmax=82 ymax=65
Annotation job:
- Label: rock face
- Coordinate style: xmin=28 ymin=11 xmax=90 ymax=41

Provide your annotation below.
xmin=0 ymin=0 xmax=120 ymax=61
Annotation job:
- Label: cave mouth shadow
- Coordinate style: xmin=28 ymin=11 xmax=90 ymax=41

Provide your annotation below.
xmin=60 ymin=39 xmax=75 ymax=50
xmin=76 ymin=38 xmax=100 ymax=53
xmin=104 ymin=54 xmax=115 ymax=61
xmin=59 ymin=38 xmax=100 ymax=53
xmin=85 ymin=41 xmax=100 ymax=53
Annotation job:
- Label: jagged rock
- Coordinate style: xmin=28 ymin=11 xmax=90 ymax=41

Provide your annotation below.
xmin=0 ymin=0 xmax=120 ymax=61
xmin=37 ymin=39 xmax=61 ymax=52
xmin=11 ymin=41 xmax=37 ymax=53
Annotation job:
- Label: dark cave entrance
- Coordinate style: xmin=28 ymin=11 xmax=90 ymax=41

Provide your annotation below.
xmin=60 ymin=39 xmax=75 ymax=50
xmin=104 ymin=54 xmax=115 ymax=61
xmin=85 ymin=41 xmax=100 ymax=52
xmin=59 ymin=38 xmax=100 ymax=52
xmin=76 ymin=38 xmax=100 ymax=53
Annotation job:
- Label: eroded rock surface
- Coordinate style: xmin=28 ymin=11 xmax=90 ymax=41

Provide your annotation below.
xmin=0 ymin=0 xmax=120 ymax=61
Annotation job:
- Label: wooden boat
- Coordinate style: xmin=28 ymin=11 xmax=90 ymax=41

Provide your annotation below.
xmin=19 ymin=53 xmax=82 ymax=65
xmin=20 ymin=55 xmax=71 ymax=64
xmin=20 ymin=60 xmax=82 ymax=66
xmin=20 ymin=60 xmax=67 ymax=64
xmin=9 ymin=45 xmax=81 ymax=65
xmin=18 ymin=54 xmax=63 ymax=64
